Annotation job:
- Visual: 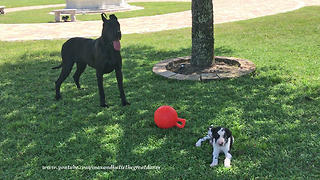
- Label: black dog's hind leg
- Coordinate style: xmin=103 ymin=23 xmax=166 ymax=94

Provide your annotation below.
xmin=55 ymin=60 xmax=74 ymax=100
xmin=73 ymin=62 xmax=87 ymax=89
xmin=115 ymin=68 xmax=130 ymax=106
xmin=96 ymin=70 xmax=108 ymax=107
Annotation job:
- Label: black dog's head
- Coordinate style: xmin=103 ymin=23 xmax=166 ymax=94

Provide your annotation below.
xmin=210 ymin=126 xmax=233 ymax=147
xmin=101 ymin=13 xmax=122 ymax=51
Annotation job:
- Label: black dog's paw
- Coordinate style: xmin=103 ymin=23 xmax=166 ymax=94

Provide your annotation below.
xmin=305 ymin=96 xmax=313 ymax=101
xmin=55 ymin=96 xmax=62 ymax=101
xmin=122 ymin=101 xmax=130 ymax=107
xmin=100 ymin=103 xmax=109 ymax=108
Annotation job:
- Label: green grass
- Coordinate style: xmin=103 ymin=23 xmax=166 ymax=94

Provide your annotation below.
xmin=1 ymin=0 xmax=65 ymax=8
xmin=1 ymin=6 xmax=320 ymax=179
xmin=78 ymin=2 xmax=191 ymax=21
xmin=0 ymin=2 xmax=191 ymax=24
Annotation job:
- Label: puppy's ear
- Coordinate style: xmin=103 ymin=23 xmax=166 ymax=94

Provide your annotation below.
xmin=109 ymin=14 xmax=118 ymax=20
xmin=101 ymin=13 xmax=108 ymax=22
xmin=224 ymin=128 xmax=232 ymax=138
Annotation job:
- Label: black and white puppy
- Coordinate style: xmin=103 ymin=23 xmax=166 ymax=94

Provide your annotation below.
xmin=195 ymin=125 xmax=234 ymax=167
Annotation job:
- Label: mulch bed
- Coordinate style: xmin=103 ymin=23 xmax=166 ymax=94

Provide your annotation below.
xmin=166 ymin=59 xmax=240 ymax=75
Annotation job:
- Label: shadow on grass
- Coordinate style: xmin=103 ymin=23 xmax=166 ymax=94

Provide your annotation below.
xmin=0 ymin=44 xmax=319 ymax=179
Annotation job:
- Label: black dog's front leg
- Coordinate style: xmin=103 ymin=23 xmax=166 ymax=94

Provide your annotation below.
xmin=96 ymin=70 xmax=108 ymax=107
xmin=115 ymin=68 xmax=130 ymax=106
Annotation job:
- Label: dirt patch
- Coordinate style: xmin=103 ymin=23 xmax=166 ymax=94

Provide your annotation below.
xmin=166 ymin=58 xmax=240 ymax=75
xmin=152 ymin=56 xmax=256 ymax=81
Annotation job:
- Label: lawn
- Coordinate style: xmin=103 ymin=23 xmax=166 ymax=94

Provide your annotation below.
xmin=1 ymin=6 xmax=320 ymax=179
xmin=0 ymin=2 xmax=191 ymax=24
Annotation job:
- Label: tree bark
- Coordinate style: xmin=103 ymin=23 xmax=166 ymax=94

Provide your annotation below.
xmin=191 ymin=0 xmax=214 ymax=67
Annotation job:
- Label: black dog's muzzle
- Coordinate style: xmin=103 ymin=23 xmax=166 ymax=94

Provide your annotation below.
xmin=117 ymin=31 xmax=121 ymax=40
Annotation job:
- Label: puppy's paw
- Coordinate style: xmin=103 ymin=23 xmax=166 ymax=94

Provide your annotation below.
xmin=210 ymin=162 xmax=218 ymax=167
xmin=195 ymin=141 xmax=201 ymax=147
xmin=210 ymin=158 xmax=218 ymax=167
xmin=209 ymin=140 xmax=213 ymax=146
xmin=224 ymin=158 xmax=231 ymax=168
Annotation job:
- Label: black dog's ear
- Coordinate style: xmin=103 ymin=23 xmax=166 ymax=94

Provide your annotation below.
xmin=109 ymin=14 xmax=118 ymax=20
xmin=101 ymin=13 xmax=108 ymax=22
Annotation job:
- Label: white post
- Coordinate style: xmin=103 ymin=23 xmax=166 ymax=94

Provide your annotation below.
xmin=55 ymin=12 xmax=61 ymax=22
xmin=70 ymin=10 xmax=76 ymax=22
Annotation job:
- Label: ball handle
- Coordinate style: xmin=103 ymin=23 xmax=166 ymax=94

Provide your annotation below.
xmin=175 ymin=118 xmax=186 ymax=128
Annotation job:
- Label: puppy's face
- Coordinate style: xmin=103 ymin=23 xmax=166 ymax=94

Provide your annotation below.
xmin=212 ymin=127 xmax=230 ymax=146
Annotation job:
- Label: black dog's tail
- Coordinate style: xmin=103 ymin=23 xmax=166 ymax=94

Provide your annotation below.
xmin=52 ymin=64 xmax=62 ymax=69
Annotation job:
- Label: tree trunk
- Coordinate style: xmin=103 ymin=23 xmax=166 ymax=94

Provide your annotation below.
xmin=191 ymin=0 xmax=214 ymax=67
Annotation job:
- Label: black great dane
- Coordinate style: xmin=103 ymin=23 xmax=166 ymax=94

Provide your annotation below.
xmin=52 ymin=14 xmax=130 ymax=107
